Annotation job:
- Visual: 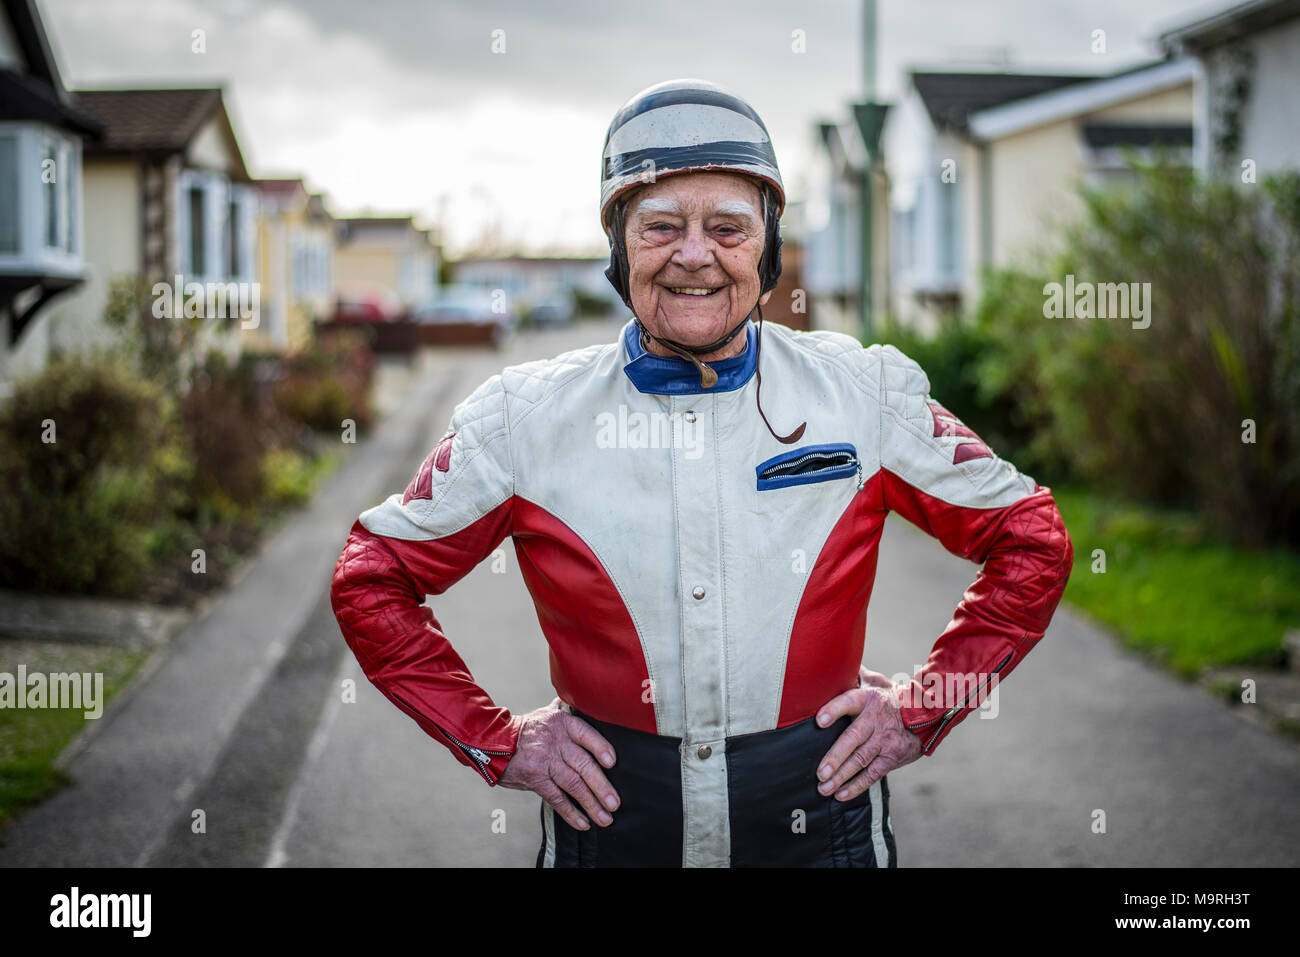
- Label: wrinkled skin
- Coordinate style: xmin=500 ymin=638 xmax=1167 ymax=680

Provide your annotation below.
xmin=622 ymin=171 xmax=772 ymax=362
xmin=813 ymin=665 xmax=924 ymax=801
xmin=497 ymin=698 xmax=619 ymax=831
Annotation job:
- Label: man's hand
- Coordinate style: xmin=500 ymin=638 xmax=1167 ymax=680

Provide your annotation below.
xmin=814 ymin=665 xmax=923 ymax=801
xmin=496 ymin=698 xmax=620 ymax=831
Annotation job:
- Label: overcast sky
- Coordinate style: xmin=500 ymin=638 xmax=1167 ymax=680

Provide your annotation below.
xmin=41 ymin=0 xmax=1230 ymax=257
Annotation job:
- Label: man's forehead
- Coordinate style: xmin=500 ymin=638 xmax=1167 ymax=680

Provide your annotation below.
xmin=627 ymin=176 xmax=762 ymax=219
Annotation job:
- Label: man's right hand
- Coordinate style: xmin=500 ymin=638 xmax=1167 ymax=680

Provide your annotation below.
xmin=496 ymin=698 xmax=620 ymax=830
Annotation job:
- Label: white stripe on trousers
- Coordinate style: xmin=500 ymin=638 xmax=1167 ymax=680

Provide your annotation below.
xmin=542 ymin=802 xmax=556 ymax=868
xmin=869 ymin=779 xmax=890 ymax=867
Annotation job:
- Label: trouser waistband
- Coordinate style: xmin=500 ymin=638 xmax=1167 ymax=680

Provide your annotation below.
xmin=537 ymin=707 xmax=897 ymax=867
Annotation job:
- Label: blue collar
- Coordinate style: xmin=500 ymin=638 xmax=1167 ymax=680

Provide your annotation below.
xmin=621 ymin=320 xmax=757 ymax=395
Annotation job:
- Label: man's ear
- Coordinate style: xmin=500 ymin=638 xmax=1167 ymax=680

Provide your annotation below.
xmin=759 ymin=289 xmax=773 ymax=306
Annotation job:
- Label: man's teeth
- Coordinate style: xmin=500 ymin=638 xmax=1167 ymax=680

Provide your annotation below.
xmin=669 ymin=287 xmax=716 ymax=296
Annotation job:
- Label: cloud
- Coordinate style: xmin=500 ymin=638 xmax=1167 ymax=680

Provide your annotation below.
xmin=40 ymin=0 xmax=1208 ymax=254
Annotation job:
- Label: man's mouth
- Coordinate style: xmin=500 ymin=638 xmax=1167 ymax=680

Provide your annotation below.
xmin=664 ymin=286 xmax=723 ymax=297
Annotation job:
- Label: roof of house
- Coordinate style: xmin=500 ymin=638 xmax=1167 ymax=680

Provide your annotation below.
xmin=73 ymin=87 xmax=224 ymax=153
xmin=303 ymin=194 xmax=334 ymax=224
xmin=337 ymin=216 xmax=438 ymax=246
xmin=256 ymin=177 xmax=306 ymax=194
xmin=1160 ymin=0 xmax=1300 ymax=53
xmin=0 ymin=0 xmax=100 ymax=134
xmin=967 ymin=58 xmax=1196 ymax=141
xmin=911 ymin=71 xmax=1094 ymax=133
xmin=0 ymin=68 xmax=100 ymax=133
xmin=339 ymin=216 xmax=417 ymax=228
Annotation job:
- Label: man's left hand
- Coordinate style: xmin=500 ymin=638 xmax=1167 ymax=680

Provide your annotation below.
xmin=814 ymin=665 xmax=923 ymax=801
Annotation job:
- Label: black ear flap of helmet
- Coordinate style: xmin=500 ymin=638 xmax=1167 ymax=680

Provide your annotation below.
xmin=759 ymin=183 xmax=783 ymax=297
xmin=604 ymin=200 xmax=634 ymax=309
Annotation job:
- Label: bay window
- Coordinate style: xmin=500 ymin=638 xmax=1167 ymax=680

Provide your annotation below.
xmin=0 ymin=122 xmax=84 ymax=279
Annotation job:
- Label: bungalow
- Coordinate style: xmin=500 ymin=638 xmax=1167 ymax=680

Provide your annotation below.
xmin=14 ymin=85 xmax=259 ymax=379
xmin=806 ymin=60 xmax=1195 ymax=336
xmin=800 ymin=105 xmax=889 ymax=337
xmin=965 ymin=59 xmax=1195 ymax=312
xmin=0 ymin=0 xmax=100 ymax=386
xmin=250 ymin=178 xmax=334 ymax=352
xmin=333 ymin=216 xmax=438 ymax=315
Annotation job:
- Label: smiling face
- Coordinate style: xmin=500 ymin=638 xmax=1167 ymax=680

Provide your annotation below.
xmin=623 ymin=171 xmax=773 ymax=361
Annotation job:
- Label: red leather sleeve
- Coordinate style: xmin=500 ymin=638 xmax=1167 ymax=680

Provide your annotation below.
xmin=882 ymin=474 xmax=1073 ymax=755
xmin=330 ymin=501 xmax=524 ymax=784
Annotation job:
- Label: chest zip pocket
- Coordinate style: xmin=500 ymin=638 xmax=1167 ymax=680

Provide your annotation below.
xmin=756 ymin=443 xmax=863 ymax=491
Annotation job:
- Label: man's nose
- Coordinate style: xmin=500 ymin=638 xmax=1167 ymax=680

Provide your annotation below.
xmin=671 ymin=223 xmax=715 ymax=271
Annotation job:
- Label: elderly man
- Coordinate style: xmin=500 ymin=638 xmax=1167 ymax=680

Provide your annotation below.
xmin=330 ymin=79 xmax=1073 ymax=868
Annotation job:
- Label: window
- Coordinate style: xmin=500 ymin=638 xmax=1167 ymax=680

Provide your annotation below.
xmin=188 ymin=185 xmax=206 ymax=276
xmin=0 ymin=125 xmax=82 ymax=265
xmin=937 ymin=178 xmax=958 ymax=280
xmin=0 ymin=134 xmax=17 ymax=254
xmin=37 ymin=137 xmax=77 ymax=253
xmin=227 ymin=197 xmax=240 ymax=277
xmin=44 ymin=139 xmax=59 ymax=249
xmin=65 ymin=150 xmax=77 ymax=254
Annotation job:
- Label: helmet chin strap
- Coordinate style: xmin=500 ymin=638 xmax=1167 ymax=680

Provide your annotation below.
xmin=635 ymin=303 xmax=806 ymax=445
xmin=633 ymin=311 xmax=751 ymax=389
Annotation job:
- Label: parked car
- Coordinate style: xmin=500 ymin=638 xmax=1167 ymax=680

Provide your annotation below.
xmin=413 ymin=285 xmax=514 ymax=347
xmin=324 ymin=291 xmax=419 ymax=354
xmin=524 ymin=288 xmax=577 ymax=327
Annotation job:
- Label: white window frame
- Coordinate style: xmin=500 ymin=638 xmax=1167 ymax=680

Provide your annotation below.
xmin=0 ymin=121 xmax=84 ymax=279
xmin=176 ymin=170 xmax=257 ymax=285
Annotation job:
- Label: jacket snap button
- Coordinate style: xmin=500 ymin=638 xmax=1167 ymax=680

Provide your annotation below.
xmin=697 ymin=745 xmax=712 ymax=760
xmin=684 ymin=411 xmax=697 ymax=423
xmin=692 ymin=586 xmax=705 ymax=600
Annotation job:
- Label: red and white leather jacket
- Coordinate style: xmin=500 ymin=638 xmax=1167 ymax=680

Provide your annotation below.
xmin=331 ymin=319 xmax=1073 ymax=860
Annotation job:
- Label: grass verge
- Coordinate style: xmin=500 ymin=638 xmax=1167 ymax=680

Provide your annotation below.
xmin=1051 ymin=486 xmax=1300 ymax=678
xmin=0 ymin=639 xmax=150 ymax=841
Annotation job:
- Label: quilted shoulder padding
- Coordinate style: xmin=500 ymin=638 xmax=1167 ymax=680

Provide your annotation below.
xmin=762 ymin=324 xmax=884 ymax=399
xmin=499 ymin=340 xmax=614 ymax=423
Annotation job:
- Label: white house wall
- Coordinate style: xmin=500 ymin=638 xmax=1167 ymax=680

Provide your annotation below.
xmin=1087 ymin=83 xmax=1193 ymax=123
xmin=983 ymin=81 xmax=1192 ymax=280
xmin=16 ymin=159 xmax=139 ymax=381
xmin=985 ymin=120 xmax=1083 ymax=276
xmin=959 ymin=139 xmax=984 ymax=312
xmin=1217 ymin=15 xmax=1300 ymax=174
xmin=187 ymin=114 xmax=240 ymax=176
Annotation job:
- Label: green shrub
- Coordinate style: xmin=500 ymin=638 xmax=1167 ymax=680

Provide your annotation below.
xmin=263 ymin=447 xmax=336 ymax=507
xmin=274 ymin=329 xmax=374 ymax=434
xmin=974 ymin=161 xmax=1300 ymax=546
xmin=177 ymin=351 xmax=277 ymax=519
xmin=0 ymin=355 xmax=186 ymax=594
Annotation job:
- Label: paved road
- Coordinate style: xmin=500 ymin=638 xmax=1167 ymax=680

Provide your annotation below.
xmin=4 ymin=320 xmax=1298 ymax=867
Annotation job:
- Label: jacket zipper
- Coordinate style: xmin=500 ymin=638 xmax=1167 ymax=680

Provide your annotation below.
xmin=759 ymin=449 xmax=858 ymax=480
xmin=906 ymin=650 xmax=1015 ymax=753
xmin=392 ymin=692 xmax=512 ymax=782
xmin=438 ymin=723 xmax=514 ymax=781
